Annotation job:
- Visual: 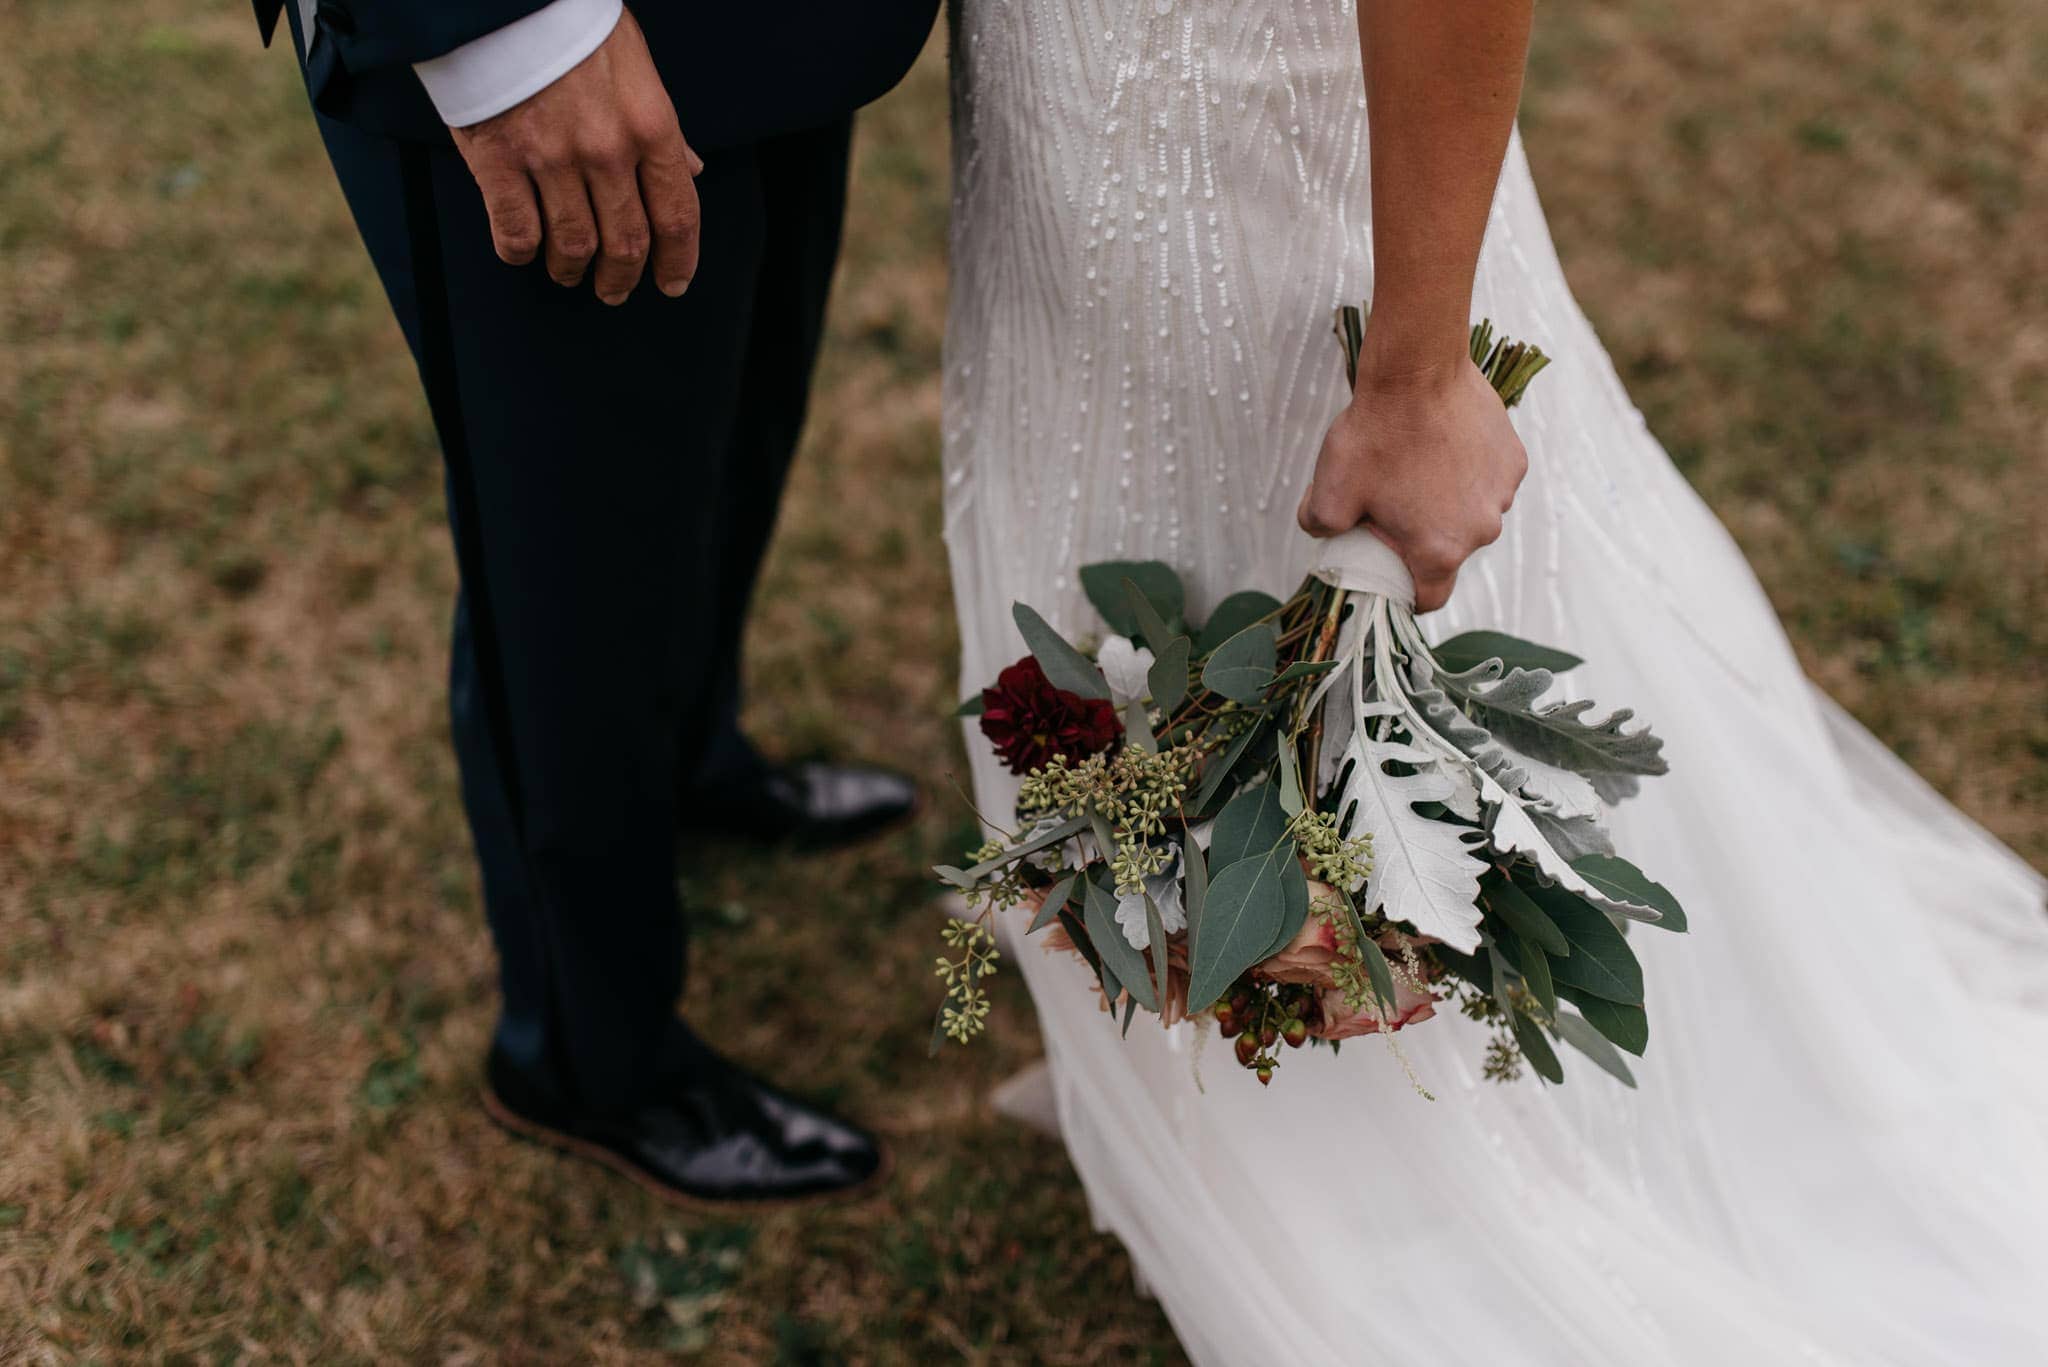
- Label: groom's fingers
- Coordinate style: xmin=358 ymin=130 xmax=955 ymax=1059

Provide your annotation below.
xmin=470 ymin=160 xmax=544 ymax=267
xmin=533 ymin=166 xmax=600 ymax=287
xmin=639 ymin=131 xmax=702 ymax=298
xmin=585 ymin=159 xmax=653 ymax=305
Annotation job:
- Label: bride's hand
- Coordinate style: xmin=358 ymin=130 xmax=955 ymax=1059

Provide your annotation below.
xmin=1296 ymin=348 xmax=1528 ymax=612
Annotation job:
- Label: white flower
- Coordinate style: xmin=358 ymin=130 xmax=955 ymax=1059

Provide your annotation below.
xmin=1114 ymin=848 xmax=1187 ymax=951
xmin=1096 ymin=634 xmax=1156 ymax=705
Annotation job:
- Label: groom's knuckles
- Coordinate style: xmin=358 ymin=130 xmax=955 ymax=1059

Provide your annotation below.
xmin=538 ymin=180 xmax=598 ymax=284
xmin=475 ymin=171 xmax=542 ymax=265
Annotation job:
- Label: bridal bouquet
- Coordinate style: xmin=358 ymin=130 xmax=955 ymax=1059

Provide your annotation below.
xmin=935 ymin=310 xmax=1687 ymax=1089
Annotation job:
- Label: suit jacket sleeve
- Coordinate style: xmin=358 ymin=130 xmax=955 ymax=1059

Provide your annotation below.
xmin=312 ymin=0 xmax=565 ymax=73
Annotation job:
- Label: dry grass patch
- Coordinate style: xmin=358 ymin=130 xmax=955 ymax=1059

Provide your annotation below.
xmin=1 ymin=0 xmax=2041 ymax=1359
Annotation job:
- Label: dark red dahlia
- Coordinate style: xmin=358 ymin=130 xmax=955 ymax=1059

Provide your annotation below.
xmin=979 ymin=655 xmax=1120 ymax=775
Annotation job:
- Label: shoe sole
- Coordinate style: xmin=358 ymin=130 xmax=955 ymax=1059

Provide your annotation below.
xmin=480 ymin=1087 xmax=895 ymax=1214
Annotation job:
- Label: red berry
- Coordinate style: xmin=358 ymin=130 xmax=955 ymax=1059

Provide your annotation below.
xmin=1212 ymin=1003 xmax=1237 ymax=1034
xmin=1259 ymin=1022 xmax=1278 ymax=1048
xmin=1234 ymin=1032 xmax=1260 ymax=1067
xmin=1282 ymin=1018 xmax=1309 ymax=1049
xmin=1256 ymin=1065 xmax=1274 ymax=1087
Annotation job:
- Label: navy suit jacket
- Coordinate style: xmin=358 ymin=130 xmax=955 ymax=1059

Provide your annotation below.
xmin=255 ymin=0 xmax=940 ymax=151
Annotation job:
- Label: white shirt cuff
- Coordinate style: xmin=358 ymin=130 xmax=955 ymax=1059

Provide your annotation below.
xmin=413 ymin=0 xmax=624 ymax=129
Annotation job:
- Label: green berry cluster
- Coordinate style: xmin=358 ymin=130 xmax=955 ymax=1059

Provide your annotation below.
xmin=1289 ymin=808 xmax=1373 ymax=892
xmin=1017 ymin=743 xmax=1199 ymax=896
xmin=1455 ymin=983 xmax=1524 ymax=1082
xmin=934 ymin=919 xmax=1002 ymax=1045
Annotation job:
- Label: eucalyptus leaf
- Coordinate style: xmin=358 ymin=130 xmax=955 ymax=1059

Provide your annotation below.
xmin=1196 ymin=590 xmax=1282 ymax=654
xmin=1276 ymin=732 xmax=1304 ymax=817
xmin=1148 ymin=636 xmax=1192 ymax=714
xmin=1193 ymin=718 xmax=1272 ymax=811
xmin=1432 ymin=942 xmax=1493 ymax=995
xmin=1089 ymin=808 xmax=1119 ymax=873
xmin=1012 ymin=602 xmax=1109 ymax=700
xmin=1081 ymin=561 xmax=1185 ymax=638
xmin=1572 ymin=854 xmax=1687 ymax=932
xmin=1255 ymin=856 xmax=1312 ymax=961
xmin=1430 ymin=630 xmax=1583 ymax=676
xmin=960 ymin=814 xmax=1089 ymax=880
xmin=1201 ymin=622 xmax=1280 ymax=704
xmin=1122 ymin=577 xmax=1177 ymax=654
xmin=1056 ymin=907 xmax=1105 ymax=983
xmin=1123 ymin=699 xmax=1158 ymax=753
xmin=1556 ymin=987 xmax=1649 ymax=1056
xmin=1510 ymin=1007 xmax=1565 ymax=1084
xmin=1487 ymin=944 xmax=1519 ymax=1024
xmin=1084 ymin=877 xmax=1158 ymax=1012
xmin=955 ymin=694 xmax=986 ymax=718
xmin=1507 ymin=926 xmax=1558 ymax=1016
xmin=1265 ymin=658 xmax=1342 ymax=689
xmin=1482 ymin=874 xmax=1569 ymax=957
xmin=1181 ymin=830 xmax=1208 ymax=940
xmin=1144 ymin=894 xmax=1171 ymax=1003
xmin=1028 ymin=872 xmax=1079 ymax=934
xmin=1355 ymin=922 xmax=1399 ymax=1014
xmin=1186 ymin=840 xmax=1302 ymax=1013
xmin=1554 ymin=1010 xmax=1638 ymax=1086
xmin=1207 ymin=782 xmax=1291 ymax=869
xmin=1526 ymin=881 xmax=1645 ymax=1005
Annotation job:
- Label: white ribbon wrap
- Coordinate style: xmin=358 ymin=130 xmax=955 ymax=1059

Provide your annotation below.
xmin=1309 ymin=528 xmax=1417 ymax=609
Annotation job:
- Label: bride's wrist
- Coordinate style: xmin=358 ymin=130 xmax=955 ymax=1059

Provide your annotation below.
xmin=1354 ymin=309 xmax=1469 ymax=394
xmin=1353 ymin=334 xmax=1466 ymax=397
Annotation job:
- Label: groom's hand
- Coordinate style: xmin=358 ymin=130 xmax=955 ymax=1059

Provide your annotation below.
xmin=1298 ymin=349 xmax=1528 ymax=613
xmin=448 ymin=9 xmax=702 ymax=304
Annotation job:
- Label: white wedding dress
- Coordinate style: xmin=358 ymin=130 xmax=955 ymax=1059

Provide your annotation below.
xmin=940 ymin=3 xmax=2048 ymax=1363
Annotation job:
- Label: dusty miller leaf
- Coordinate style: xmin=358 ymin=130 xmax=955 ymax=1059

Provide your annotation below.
xmin=1334 ymin=734 xmax=1488 ymax=952
xmin=1436 ymin=660 xmax=1667 ymax=778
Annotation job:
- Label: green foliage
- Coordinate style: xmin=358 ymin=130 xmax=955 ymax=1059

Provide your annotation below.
xmin=1199 ymin=621 xmax=1279 ymax=703
xmin=1523 ymin=880 xmax=1646 ymax=1005
xmin=1429 ymin=630 xmax=1583 ymax=676
xmin=1186 ymin=840 xmax=1307 ymax=1014
xmin=1206 ymin=782 xmax=1291 ymax=868
xmin=1436 ymin=660 xmax=1669 ymax=778
xmin=1084 ymin=876 xmax=1158 ymax=1012
xmin=1147 ymin=635 xmax=1192 ymax=713
xmin=1554 ymin=1010 xmax=1639 ymax=1087
xmin=1081 ymin=560 xmax=1185 ymax=639
xmin=1558 ymin=992 xmax=1651 ymax=1057
xmin=1572 ymin=853 xmax=1689 ymax=931
xmin=1195 ymin=591 xmax=1283 ymax=654
xmin=1012 ymin=601 xmax=1109 ymax=699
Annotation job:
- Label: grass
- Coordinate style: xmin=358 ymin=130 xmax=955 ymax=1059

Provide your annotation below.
xmin=1 ymin=0 xmax=2042 ymax=1359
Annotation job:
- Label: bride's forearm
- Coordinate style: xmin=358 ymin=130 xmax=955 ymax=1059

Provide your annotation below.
xmin=1356 ymin=0 xmax=1533 ymax=378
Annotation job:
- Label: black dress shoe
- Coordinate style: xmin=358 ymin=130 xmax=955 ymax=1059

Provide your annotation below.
xmin=681 ymin=760 xmax=920 ymax=852
xmin=482 ymin=1047 xmax=888 ymax=1209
